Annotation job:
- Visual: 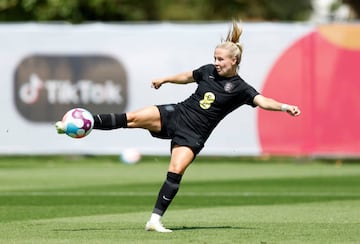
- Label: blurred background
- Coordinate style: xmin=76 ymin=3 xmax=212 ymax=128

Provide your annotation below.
xmin=0 ymin=0 xmax=358 ymax=23
xmin=1 ymin=0 xmax=359 ymax=158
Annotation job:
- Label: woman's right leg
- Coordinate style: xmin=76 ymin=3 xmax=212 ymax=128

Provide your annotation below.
xmin=93 ymin=105 xmax=161 ymax=132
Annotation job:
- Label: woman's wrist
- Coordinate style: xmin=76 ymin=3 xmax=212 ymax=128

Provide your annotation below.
xmin=281 ymin=104 xmax=289 ymax=112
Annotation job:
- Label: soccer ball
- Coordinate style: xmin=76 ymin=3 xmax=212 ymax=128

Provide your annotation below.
xmin=60 ymin=108 xmax=94 ymax=138
xmin=120 ymin=148 xmax=141 ymax=164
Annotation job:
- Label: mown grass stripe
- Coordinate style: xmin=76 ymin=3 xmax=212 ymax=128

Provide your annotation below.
xmin=0 ymin=191 xmax=359 ymax=197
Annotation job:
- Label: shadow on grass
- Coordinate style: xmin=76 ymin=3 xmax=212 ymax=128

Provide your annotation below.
xmin=53 ymin=226 xmax=255 ymax=232
xmin=171 ymin=225 xmax=256 ymax=231
xmin=53 ymin=228 xmax=113 ymax=232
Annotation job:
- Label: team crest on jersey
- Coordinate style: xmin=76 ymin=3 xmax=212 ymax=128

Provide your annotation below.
xmin=224 ymin=82 xmax=234 ymax=93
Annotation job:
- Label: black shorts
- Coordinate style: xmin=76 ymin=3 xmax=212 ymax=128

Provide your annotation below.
xmin=150 ymin=104 xmax=205 ymax=155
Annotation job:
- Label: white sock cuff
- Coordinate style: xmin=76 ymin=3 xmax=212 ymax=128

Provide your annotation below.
xmin=150 ymin=213 xmax=161 ymax=222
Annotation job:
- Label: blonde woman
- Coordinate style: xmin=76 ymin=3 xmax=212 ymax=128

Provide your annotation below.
xmin=56 ymin=20 xmax=301 ymax=232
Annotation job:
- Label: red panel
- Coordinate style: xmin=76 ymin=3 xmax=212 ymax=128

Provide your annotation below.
xmin=258 ymin=29 xmax=360 ymax=156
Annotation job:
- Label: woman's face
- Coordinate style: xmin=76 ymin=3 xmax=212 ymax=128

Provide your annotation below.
xmin=214 ymin=48 xmax=237 ymax=77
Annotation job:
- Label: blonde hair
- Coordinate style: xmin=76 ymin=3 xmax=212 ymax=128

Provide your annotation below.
xmin=216 ymin=20 xmax=243 ymax=65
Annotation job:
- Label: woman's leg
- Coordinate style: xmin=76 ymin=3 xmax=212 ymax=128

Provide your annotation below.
xmin=93 ymin=105 xmax=161 ymax=132
xmin=146 ymin=146 xmax=195 ymax=232
xmin=167 ymin=146 xmax=195 ymax=174
xmin=126 ymin=106 xmax=161 ymax=131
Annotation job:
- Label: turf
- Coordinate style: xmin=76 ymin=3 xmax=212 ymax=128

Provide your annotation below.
xmin=0 ymin=156 xmax=359 ymax=243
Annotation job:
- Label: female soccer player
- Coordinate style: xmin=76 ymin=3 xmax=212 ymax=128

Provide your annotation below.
xmin=56 ymin=20 xmax=301 ymax=232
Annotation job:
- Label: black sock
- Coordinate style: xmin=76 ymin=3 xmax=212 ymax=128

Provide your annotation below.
xmin=93 ymin=113 xmax=127 ymax=130
xmin=153 ymin=172 xmax=182 ymax=216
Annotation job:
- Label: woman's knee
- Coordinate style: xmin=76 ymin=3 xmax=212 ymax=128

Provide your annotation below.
xmin=168 ymin=146 xmax=195 ymax=174
xmin=125 ymin=111 xmax=136 ymax=123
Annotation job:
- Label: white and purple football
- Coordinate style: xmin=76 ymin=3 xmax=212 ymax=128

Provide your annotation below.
xmin=61 ymin=108 xmax=94 ymax=139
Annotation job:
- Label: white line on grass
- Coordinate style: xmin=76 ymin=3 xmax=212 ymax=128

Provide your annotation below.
xmin=0 ymin=191 xmax=359 ymax=197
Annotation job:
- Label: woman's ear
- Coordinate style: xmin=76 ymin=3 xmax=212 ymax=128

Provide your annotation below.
xmin=232 ymin=56 xmax=238 ymax=65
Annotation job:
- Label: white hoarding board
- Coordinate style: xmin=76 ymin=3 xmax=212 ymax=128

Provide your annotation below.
xmin=0 ymin=23 xmax=312 ymax=155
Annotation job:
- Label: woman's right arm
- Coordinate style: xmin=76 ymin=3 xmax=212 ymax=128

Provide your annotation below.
xmin=151 ymin=71 xmax=194 ymax=89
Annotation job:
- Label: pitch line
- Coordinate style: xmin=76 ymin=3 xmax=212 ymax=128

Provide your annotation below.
xmin=0 ymin=191 xmax=359 ymax=197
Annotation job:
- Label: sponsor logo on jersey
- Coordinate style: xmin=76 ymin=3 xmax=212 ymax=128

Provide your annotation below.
xmin=199 ymin=92 xmax=215 ymax=109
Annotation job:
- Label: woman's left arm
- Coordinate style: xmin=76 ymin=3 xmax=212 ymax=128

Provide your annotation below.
xmin=253 ymin=94 xmax=301 ymax=116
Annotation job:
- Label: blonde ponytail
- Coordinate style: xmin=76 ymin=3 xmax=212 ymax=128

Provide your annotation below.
xmin=217 ymin=19 xmax=243 ymax=65
xmin=225 ymin=20 xmax=243 ymax=44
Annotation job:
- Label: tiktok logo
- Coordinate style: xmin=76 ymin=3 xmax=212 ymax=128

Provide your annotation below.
xmin=19 ymin=73 xmax=44 ymax=104
xmin=19 ymin=74 xmax=123 ymax=105
xmin=14 ymin=55 xmax=128 ymax=122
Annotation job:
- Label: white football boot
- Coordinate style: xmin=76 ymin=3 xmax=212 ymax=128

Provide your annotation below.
xmin=145 ymin=220 xmax=172 ymax=233
xmin=55 ymin=121 xmax=65 ymax=134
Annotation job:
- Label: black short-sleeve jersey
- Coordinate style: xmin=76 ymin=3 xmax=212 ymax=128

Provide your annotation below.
xmin=176 ymin=64 xmax=259 ymax=141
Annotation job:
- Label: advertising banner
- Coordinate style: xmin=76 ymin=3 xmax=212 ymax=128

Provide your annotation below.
xmin=0 ymin=23 xmax=358 ymax=156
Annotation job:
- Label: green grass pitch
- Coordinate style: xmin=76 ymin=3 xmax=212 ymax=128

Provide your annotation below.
xmin=0 ymin=156 xmax=359 ymax=243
